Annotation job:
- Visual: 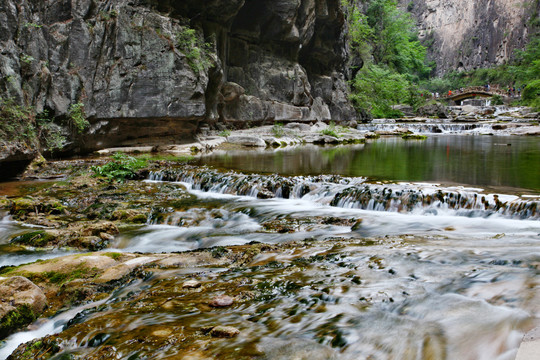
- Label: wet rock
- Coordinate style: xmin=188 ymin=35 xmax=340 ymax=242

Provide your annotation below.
xmin=393 ymin=104 xmax=415 ymax=117
xmin=10 ymin=197 xmax=65 ymax=217
xmin=0 ymin=276 xmax=47 ymax=339
xmin=313 ymin=135 xmax=339 ymax=144
xmin=209 ymin=295 xmax=234 ymax=308
xmin=226 ymin=136 xmax=267 ymax=147
xmin=375 ymin=127 xmax=412 ymax=136
xmin=111 ymin=209 xmax=147 ymax=224
xmin=74 ymin=236 xmax=109 ymax=251
xmin=152 ymin=328 xmax=173 ymax=337
xmin=461 ymin=105 xmax=478 ymax=114
xmin=183 ymin=280 xmax=202 ymax=289
xmin=7 ymin=337 xmax=61 ymax=359
xmin=99 ymin=232 xmax=115 ymax=242
xmin=417 ymin=104 xmax=448 ymax=119
xmin=351 ymin=219 xmax=363 ymax=231
xmin=285 ymin=122 xmax=311 ymax=132
xmin=81 ymin=222 xmax=119 ymax=237
xmin=515 ymin=327 xmax=540 ymax=360
xmin=97 ymin=256 xmax=159 ymax=283
xmin=209 ymin=325 xmax=240 ymax=338
xmin=10 ymin=230 xmax=58 ymax=247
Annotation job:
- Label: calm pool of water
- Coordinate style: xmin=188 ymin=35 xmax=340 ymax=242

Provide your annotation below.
xmin=197 ymin=136 xmax=540 ymax=192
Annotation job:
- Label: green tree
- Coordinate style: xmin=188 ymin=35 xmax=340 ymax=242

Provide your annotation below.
xmin=343 ymin=0 xmax=430 ymax=117
xmin=350 ymin=64 xmax=409 ymax=118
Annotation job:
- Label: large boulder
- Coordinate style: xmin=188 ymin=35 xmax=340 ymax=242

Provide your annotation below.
xmin=226 ymin=135 xmax=267 ymax=147
xmin=417 ymin=104 xmax=449 ymax=119
xmin=0 ymin=276 xmax=47 ymax=339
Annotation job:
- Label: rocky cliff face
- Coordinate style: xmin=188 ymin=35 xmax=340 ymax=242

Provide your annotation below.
xmin=401 ymin=0 xmax=539 ymax=75
xmin=0 ymin=0 xmax=357 ymax=161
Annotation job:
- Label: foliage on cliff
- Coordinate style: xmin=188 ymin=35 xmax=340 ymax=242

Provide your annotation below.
xmin=343 ymin=0 xmax=430 ymax=117
xmin=0 ymin=98 xmax=89 ymax=153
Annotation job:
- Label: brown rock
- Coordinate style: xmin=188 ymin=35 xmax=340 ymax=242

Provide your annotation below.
xmin=81 ymin=222 xmax=119 ymax=237
xmin=209 ymin=325 xmax=240 ymax=338
xmin=209 ymin=295 xmax=234 ymax=308
xmin=182 ymin=280 xmax=201 ymax=289
xmin=0 ymin=276 xmax=47 ymax=318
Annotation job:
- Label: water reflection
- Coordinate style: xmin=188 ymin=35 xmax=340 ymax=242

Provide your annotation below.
xmin=197 ymin=136 xmax=540 ymax=192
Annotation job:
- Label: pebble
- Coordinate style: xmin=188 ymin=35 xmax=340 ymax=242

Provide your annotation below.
xmin=209 ymin=295 xmax=234 ymax=307
xmin=152 ymin=329 xmax=172 ymax=337
xmin=99 ymin=232 xmax=115 ymax=241
xmin=182 ymin=280 xmax=201 ymax=289
xmin=209 ymin=326 xmax=240 ymax=338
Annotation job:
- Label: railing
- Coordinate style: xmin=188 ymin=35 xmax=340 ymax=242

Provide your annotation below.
xmin=441 ymin=85 xmax=511 ymax=99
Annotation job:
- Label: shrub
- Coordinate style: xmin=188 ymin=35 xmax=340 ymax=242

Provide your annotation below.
xmin=0 ymin=97 xmax=36 ymax=144
xmin=272 ymin=123 xmax=285 ymax=137
xmin=320 ymin=121 xmax=339 ymax=137
xmin=491 ymin=94 xmax=504 ymax=105
xmin=218 ymin=130 xmax=231 ymax=137
xmin=91 ymin=152 xmax=147 ymax=181
xmin=68 ymin=102 xmax=89 ymax=134
xmin=37 ymin=110 xmax=66 ymax=152
xmin=175 ymin=26 xmax=212 ymax=74
xmin=522 ymin=79 xmax=540 ymax=109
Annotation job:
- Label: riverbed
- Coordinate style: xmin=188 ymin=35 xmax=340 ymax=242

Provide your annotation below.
xmin=0 ymin=135 xmax=538 ymax=359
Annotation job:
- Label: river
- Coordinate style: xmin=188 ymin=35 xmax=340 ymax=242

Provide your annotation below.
xmin=0 ymin=135 xmax=538 ymax=359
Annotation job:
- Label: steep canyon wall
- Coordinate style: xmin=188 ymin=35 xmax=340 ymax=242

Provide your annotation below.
xmin=401 ymin=0 xmax=540 ymax=75
xmin=0 ymin=0 xmax=357 ymax=164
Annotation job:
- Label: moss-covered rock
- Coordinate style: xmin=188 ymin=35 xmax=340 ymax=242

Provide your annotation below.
xmin=0 ymin=276 xmax=47 ymax=339
xmin=111 ymin=209 xmax=148 ymax=223
xmin=402 ymin=134 xmax=428 ymax=140
xmin=10 ymin=230 xmax=57 ymax=247
xmin=10 ymin=197 xmax=65 ymax=218
xmin=6 ymin=337 xmax=60 ymax=360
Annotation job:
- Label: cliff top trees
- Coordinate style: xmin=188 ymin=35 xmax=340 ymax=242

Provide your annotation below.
xmin=343 ymin=0 xmax=430 ymax=117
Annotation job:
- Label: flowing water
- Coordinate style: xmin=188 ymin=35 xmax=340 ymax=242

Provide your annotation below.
xmin=194 ymin=136 xmax=540 ymax=192
xmin=0 ymin=135 xmax=539 ymax=359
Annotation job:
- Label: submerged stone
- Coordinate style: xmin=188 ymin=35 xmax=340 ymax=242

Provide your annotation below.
xmin=209 ymin=325 xmax=240 ymax=338
xmin=209 ymin=295 xmax=234 ymax=308
xmin=183 ymin=280 xmax=202 ymax=289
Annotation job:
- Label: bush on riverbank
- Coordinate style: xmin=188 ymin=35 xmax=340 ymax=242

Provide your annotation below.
xmin=91 ymin=152 xmax=147 ymax=181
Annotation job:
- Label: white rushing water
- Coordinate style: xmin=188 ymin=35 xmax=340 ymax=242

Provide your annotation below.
xmin=0 ymin=171 xmax=538 ymax=359
xmin=105 ymin=180 xmax=540 ymax=257
xmin=0 ymin=299 xmax=108 ymax=359
xmin=0 ymin=214 xmax=77 ymax=267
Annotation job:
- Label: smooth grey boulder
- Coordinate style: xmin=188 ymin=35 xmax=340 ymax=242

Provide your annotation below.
xmin=226 ymin=135 xmax=267 ymax=147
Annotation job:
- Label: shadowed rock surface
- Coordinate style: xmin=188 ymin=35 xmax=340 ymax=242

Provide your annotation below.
xmin=0 ymin=0 xmax=358 ymax=162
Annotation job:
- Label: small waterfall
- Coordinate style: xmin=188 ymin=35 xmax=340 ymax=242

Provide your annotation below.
xmin=356 ymin=123 xmax=496 ymax=134
xmin=147 ymin=167 xmax=539 ymax=220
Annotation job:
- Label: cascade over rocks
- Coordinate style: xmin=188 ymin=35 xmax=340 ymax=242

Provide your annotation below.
xmin=0 ymin=0 xmax=357 ymax=170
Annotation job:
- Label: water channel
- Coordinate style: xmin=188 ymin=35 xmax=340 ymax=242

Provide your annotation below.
xmin=0 ymin=135 xmax=538 ymax=359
